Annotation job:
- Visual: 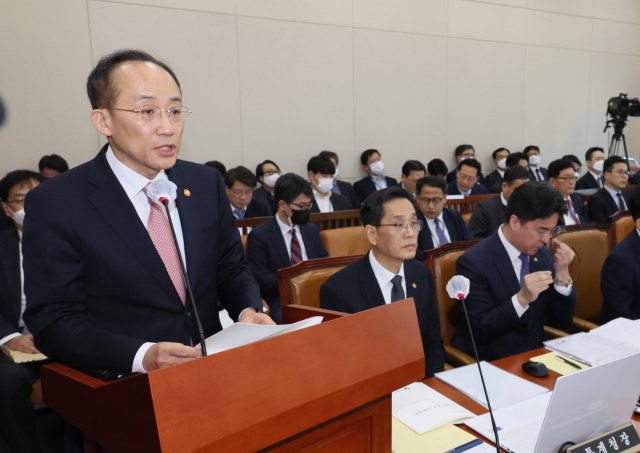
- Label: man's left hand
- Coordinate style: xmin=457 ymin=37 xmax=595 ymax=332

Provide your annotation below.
xmin=552 ymin=238 xmax=575 ymax=283
xmin=239 ymin=308 xmax=276 ymax=325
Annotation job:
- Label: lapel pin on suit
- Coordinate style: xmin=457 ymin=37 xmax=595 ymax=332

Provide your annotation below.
xmin=184 ymin=189 xmax=191 ymax=196
xmin=534 ymin=257 xmax=538 ymax=262
xmin=412 ymin=283 xmax=417 ymax=288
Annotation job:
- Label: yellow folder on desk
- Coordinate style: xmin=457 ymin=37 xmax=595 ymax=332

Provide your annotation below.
xmin=392 ymin=417 xmax=477 ymax=453
xmin=530 ymin=352 xmax=584 ymax=375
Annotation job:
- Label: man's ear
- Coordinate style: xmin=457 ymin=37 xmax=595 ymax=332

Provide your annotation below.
xmin=90 ymin=109 xmax=113 ymax=137
xmin=1 ymin=202 xmax=12 ymax=219
xmin=364 ymin=225 xmax=377 ymax=246
xmin=509 ymin=214 xmax=520 ymax=231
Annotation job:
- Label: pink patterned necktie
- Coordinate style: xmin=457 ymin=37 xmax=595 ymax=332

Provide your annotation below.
xmin=143 ymin=185 xmax=186 ymax=304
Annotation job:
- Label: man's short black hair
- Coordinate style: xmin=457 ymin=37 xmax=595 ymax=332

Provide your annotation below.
xmin=401 ymin=160 xmax=426 ymax=177
xmin=38 ymin=154 xmax=69 ymax=173
xmin=360 ymin=149 xmax=381 ymax=166
xmin=204 ymin=160 xmax=226 ymax=176
xmin=319 ymin=150 xmax=339 ymax=165
xmin=255 ymin=160 xmax=280 ymax=181
xmin=492 ymin=147 xmax=510 ymax=160
xmin=523 ymin=145 xmax=540 ymax=155
xmin=87 ymin=49 xmax=181 ymax=110
xmin=563 ymin=154 xmax=581 ymax=168
xmin=503 ymin=166 xmax=530 ymax=186
xmin=275 ymin=173 xmax=313 ymax=204
xmin=454 ymin=144 xmax=474 ymax=158
xmin=603 ymin=156 xmax=626 ymax=174
xmin=457 ymin=158 xmax=482 ymax=175
xmin=360 ymin=186 xmax=414 ymax=227
xmin=506 ymin=152 xmax=528 ymax=167
xmin=427 ymin=158 xmax=448 ymax=177
xmin=224 ymin=166 xmax=257 ymax=189
xmin=0 ymin=170 xmax=45 ymax=202
xmin=416 ymin=176 xmax=446 ymax=196
xmin=548 ymin=159 xmax=576 ymax=179
xmin=629 ymin=188 xmax=640 ymax=222
xmin=505 ymin=181 xmax=567 ymax=224
xmin=307 ymin=156 xmax=336 ymax=175
xmin=585 ymin=147 xmax=604 ymax=162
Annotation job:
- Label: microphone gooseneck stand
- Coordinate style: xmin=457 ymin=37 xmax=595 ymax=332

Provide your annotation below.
xmin=161 ymin=199 xmax=208 ymax=356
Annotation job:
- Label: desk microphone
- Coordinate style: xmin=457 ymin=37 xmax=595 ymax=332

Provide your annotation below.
xmin=146 ymin=179 xmax=207 ymax=356
xmin=446 ymin=275 xmax=500 ymax=453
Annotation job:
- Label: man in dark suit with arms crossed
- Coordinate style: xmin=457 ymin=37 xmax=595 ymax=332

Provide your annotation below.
xmin=22 ymin=50 xmax=274 ymax=380
xmin=320 ymin=187 xmax=445 ymax=378
xmin=452 ymin=181 xmax=576 ymax=361
xmin=586 ymin=156 xmax=631 ymax=224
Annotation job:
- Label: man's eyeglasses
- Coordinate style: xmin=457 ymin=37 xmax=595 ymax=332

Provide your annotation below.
xmin=458 ymin=173 xmax=478 ymax=183
xmin=289 ymin=201 xmax=313 ymax=211
xmin=231 ymin=190 xmax=253 ymax=198
xmin=610 ymin=170 xmax=630 ymax=177
xmin=110 ymin=105 xmax=192 ymax=123
xmin=5 ymin=198 xmax=25 ymax=206
xmin=419 ymin=197 xmax=444 ymax=206
xmin=554 ymin=176 xmax=578 ymax=182
xmin=374 ymin=220 xmax=423 ymax=234
xmin=263 ymin=169 xmax=281 ymax=177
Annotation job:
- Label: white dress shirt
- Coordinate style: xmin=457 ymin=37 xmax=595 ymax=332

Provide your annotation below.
xmin=497 ymin=226 xmax=572 ymax=318
xmin=0 ymin=231 xmax=26 ymax=346
xmin=589 ymin=170 xmax=603 ymax=188
xmin=497 ymin=169 xmax=505 ymax=178
xmin=371 ymin=175 xmax=388 ymax=191
xmin=529 ymin=166 xmax=543 ymax=181
xmin=604 ymin=185 xmax=627 ymax=210
xmin=562 ymin=197 xmax=578 ymax=226
xmin=312 ymin=190 xmax=333 ymax=213
xmin=500 ymin=193 xmax=508 ymax=206
xmin=426 ymin=212 xmax=451 ymax=247
xmin=275 ymin=214 xmax=309 ymax=261
xmin=369 ymin=251 xmax=407 ymax=305
xmin=230 ymin=203 xmax=247 ymax=219
xmin=106 ymin=146 xmax=188 ymax=374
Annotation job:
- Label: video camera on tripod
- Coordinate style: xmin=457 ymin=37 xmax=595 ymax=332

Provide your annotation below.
xmin=603 ymin=93 xmax=640 ymax=169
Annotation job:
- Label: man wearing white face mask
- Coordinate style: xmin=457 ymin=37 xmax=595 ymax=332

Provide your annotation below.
xmin=253 ymin=160 xmax=282 ymax=215
xmin=318 ymin=150 xmax=359 ymax=209
xmin=354 ymin=149 xmax=398 ymax=205
xmin=577 ymin=147 xmax=605 ymax=190
xmin=485 ymin=148 xmax=510 ymax=189
xmin=0 ymin=170 xmax=46 ymax=453
xmin=524 ymin=145 xmax=548 ymax=181
xmin=307 ymin=156 xmax=351 ymax=213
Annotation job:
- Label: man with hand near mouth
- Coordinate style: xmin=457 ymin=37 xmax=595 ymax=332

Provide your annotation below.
xmin=320 ymin=187 xmax=445 ymax=378
xmin=306 ymin=156 xmax=351 ymax=213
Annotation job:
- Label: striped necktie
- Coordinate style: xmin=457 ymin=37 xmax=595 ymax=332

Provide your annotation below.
xmin=290 ymin=229 xmax=303 ymax=265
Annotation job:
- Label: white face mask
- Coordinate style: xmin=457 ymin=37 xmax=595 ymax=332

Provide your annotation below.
xmin=263 ymin=173 xmax=280 ymax=187
xmin=574 ymin=171 xmax=580 ymax=179
xmin=497 ymin=158 xmax=507 ymax=170
xmin=315 ymin=177 xmax=334 ymax=194
xmin=528 ymin=155 xmax=541 ymax=166
xmin=369 ymin=161 xmax=384 ymax=175
xmin=333 ymin=168 xmax=339 ymax=179
xmin=8 ymin=207 xmax=25 ymax=226
xmin=593 ymin=160 xmax=604 ymax=172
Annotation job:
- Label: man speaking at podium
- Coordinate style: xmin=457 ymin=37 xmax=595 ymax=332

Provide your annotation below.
xmin=22 ymin=50 xmax=273 ymax=380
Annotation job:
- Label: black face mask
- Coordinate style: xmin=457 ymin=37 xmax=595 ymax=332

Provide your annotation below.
xmin=289 ymin=207 xmax=310 ymax=226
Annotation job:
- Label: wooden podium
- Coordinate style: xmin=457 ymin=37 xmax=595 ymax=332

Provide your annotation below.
xmin=40 ymin=299 xmax=425 ymax=453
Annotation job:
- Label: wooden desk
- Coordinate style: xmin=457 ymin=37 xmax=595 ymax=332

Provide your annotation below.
xmin=422 ymin=348 xmax=640 ymax=452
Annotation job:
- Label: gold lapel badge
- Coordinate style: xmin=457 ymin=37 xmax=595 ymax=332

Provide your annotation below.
xmin=184 ymin=189 xmax=191 ymax=197
xmin=533 ymin=257 xmax=538 ymax=262
xmin=412 ymin=283 xmax=417 ymax=289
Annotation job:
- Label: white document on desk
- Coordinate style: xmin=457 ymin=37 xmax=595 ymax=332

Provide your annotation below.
xmin=544 ymin=332 xmax=636 ymax=366
xmin=195 ymin=316 xmax=323 ymax=354
xmin=435 ymin=362 xmax=548 ymax=410
xmin=392 ymin=382 xmax=475 ymax=434
xmin=590 ymin=317 xmax=640 ymax=350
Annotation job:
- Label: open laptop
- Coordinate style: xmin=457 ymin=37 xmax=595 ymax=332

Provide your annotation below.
xmin=465 ymin=352 xmax=640 ymax=453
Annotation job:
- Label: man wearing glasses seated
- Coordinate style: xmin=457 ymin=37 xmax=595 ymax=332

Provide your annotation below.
xmin=246 ymin=174 xmax=328 ymax=324
xmin=587 ymin=156 xmax=631 ymax=224
xmin=225 ymin=166 xmax=270 ymax=221
xmin=320 ymin=187 xmax=445 ymax=379
xmin=446 ymin=159 xmax=488 ymax=196
xmin=548 ymin=158 xmax=589 ymax=226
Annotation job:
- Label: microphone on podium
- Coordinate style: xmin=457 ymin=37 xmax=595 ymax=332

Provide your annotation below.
xmin=446 ymin=276 xmax=500 ymax=453
xmin=147 ymin=180 xmax=208 ymax=356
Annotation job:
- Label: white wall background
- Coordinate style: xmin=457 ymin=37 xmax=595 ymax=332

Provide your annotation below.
xmin=2 ymin=0 xmax=640 ymax=183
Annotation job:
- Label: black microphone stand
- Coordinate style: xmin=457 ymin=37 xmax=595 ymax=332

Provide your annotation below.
xmin=459 ymin=294 xmax=500 ymax=453
xmin=161 ymin=200 xmax=208 ymax=356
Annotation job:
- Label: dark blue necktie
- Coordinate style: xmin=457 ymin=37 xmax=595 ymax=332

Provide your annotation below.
xmin=391 ymin=275 xmax=404 ymax=302
xmin=435 ymin=219 xmax=449 ymax=245
xmin=234 ymin=209 xmax=245 ymax=219
xmin=519 ymin=253 xmax=529 ymax=288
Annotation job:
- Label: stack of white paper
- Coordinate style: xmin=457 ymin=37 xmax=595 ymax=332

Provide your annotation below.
xmin=435 ymin=362 xmax=549 ymax=410
xmin=392 ymin=382 xmax=476 ymax=434
xmin=590 ymin=317 xmax=640 ymax=350
xmin=544 ymin=331 xmax=636 ymax=367
xmin=195 ymin=317 xmax=323 ymax=354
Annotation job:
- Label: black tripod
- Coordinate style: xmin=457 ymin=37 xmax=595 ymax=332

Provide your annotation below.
xmin=604 ymin=118 xmax=631 ymax=171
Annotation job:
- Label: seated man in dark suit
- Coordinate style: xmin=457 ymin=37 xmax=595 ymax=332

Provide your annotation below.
xmin=225 ymin=166 xmax=270 ymax=220
xmin=487 ymin=152 xmax=529 ymax=194
xmin=320 ymin=187 xmax=445 ymax=378
xmin=446 ymin=144 xmax=486 ymax=186
xmin=548 ymin=159 xmax=588 ymax=226
xmin=319 ymin=150 xmax=359 ymax=209
xmin=524 ymin=145 xmax=548 ymax=181
xmin=253 ymin=160 xmax=281 ymax=215
xmin=353 ymin=149 xmax=398 ymax=204
xmin=452 ymin=181 xmax=576 ymax=361
xmin=415 ymin=176 xmax=473 ymax=259
xmin=468 ymin=166 xmax=530 ymax=239
xmin=576 ymin=147 xmax=604 ymax=190
xmin=484 ymin=147 xmax=510 ymax=189
xmin=587 ymin=156 xmax=631 ymax=224
xmin=398 ymin=160 xmax=426 ymax=198
xmin=0 ymin=170 xmax=46 ymax=453
xmin=446 ymin=159 xmax=488 ymax=196
xmin=427 ymin=158 xmax=448 ymax=179
xmin=246 ymin=174 xmax=328 ymax=323
xmin=307 ymin=156 xmax=351 ymax=213
xmin=599 ymin=188 xmax=640 ymax=324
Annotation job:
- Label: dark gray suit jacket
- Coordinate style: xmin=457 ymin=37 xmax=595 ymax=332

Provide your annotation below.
xmin=468 ymin=194 xmax=505 ymax=239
